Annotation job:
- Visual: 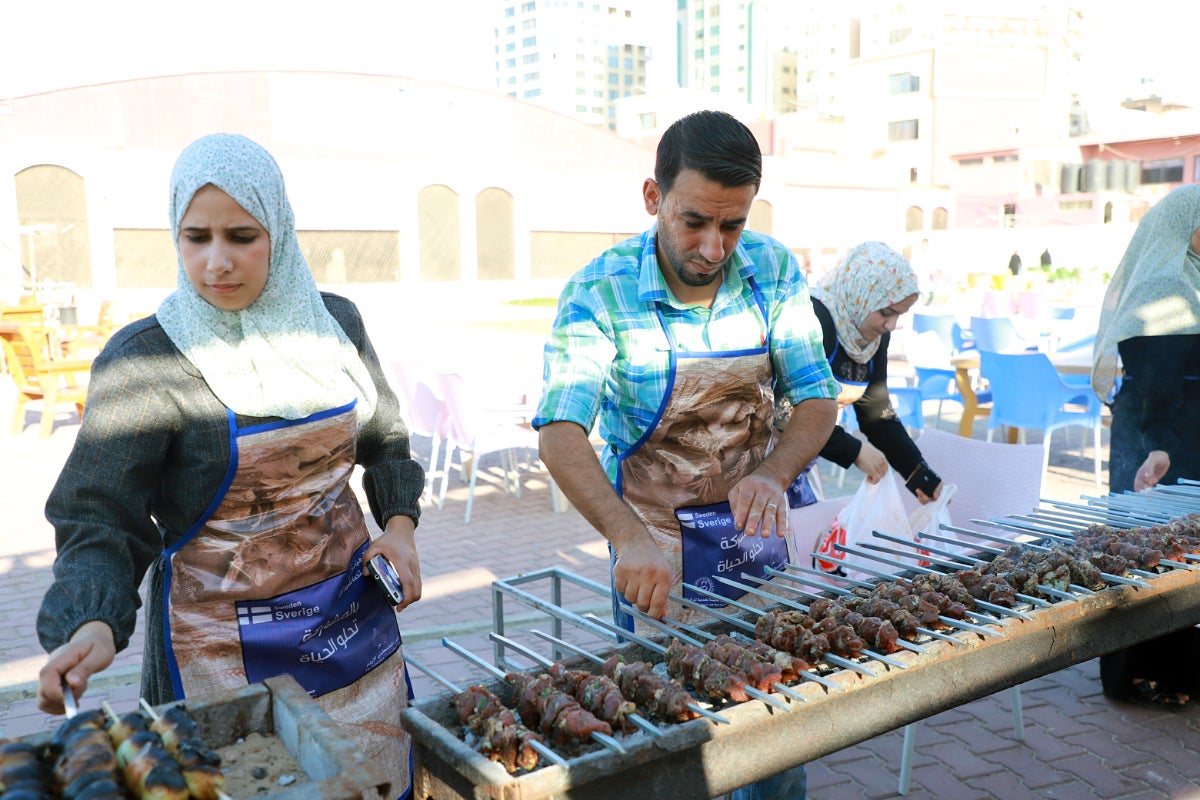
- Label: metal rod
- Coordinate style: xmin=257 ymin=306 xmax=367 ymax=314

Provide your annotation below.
xmin=740 ymin=576 xmax=929 ymax=655
xmin=580 ymin=614 xmax=794 ymax=710
xmin=856 ymin=542 xmax=1034 ymax=621
xmin=649 ymin=620 xmax=810 ymax=703
xmin=834 ymin=546 xmax=1028 ymax=624
xmin=441 ymin=638 xmax=628 ymax=755
xmin=872 ymin=535 xmax=1054 ymax=609
xmin=729 ymin=573 xmax=915 ymax=665
xmin=936 ymin=527 xmax=1007 ymax=554
xmin=674 ymin=589 xmax=757 ymax=634
xmin=769 ymin=564 xmax=967 ymax=646
xmin=674 ymin=586 xmax=845 ymax=692
xmin=488 ymin=633 xmax=663 ymax=738
xmin=403 ymin=653 xmax=568 ymax=767
xmin=526 ymin=629 xmax=732 ymax=724
xmin=708 ymin=577 xmax=880 ymax=676
xmin=1038 ymin=498 xmax=1161 ymax=526
xmin=974 ymin=518 xmax=1074 ymax=542
xmin=873 ymin=530 xmax=978 ymax=566
xmin=824 ymin=548 xmax=1007 ymax=639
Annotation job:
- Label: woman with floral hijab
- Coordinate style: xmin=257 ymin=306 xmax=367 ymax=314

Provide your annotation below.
xmin=808 ymin=240 xmax=944 ymax=501
xmin=36 ymin=133 xmax=424 ymax=796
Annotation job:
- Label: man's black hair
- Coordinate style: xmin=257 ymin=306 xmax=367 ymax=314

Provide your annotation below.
xmin=654 ymin=110 xmax=762 ymax=195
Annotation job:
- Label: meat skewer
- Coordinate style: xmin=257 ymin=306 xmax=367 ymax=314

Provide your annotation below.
xmin=723 ymin=572 xmax=928 ymax=656
xmin=621 ymin=608 xmax=807 ymax=703
xmin=875 ymin=532 xmax=1056 ymax=608
xmin=440 ymin=637 xmax=627 ymax=755
xmin=132 ymin=701 xmax=232 ymax=800
xmin=666 ymin=593 xmax=843 ymax=693
xmin=680 ymin=582 xmax=880 ymax=677
xmin=850 ymin=539 xmax=1036 ymax=622
xmin=405 ymin=653 xmax=563 ymax=774
xmin=579 ymin=613 xmax=795 ymax=711
xmin=818 ymin=547 xmax=1009 ymax=638
xmin=526 ymin=629 xmax=730 ymax=724
xmin=488 ymin=633 xmax=661 ymax=737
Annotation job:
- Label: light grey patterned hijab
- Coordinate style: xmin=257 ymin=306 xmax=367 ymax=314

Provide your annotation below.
xmin=157 ymin=133 xmax=377 ymax=424
xmin=1092 ymin=184 xmax=1200 ymax=402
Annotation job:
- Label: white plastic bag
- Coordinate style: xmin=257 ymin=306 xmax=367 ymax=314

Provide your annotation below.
xmin=814 ymin=470 xmax=912 ymax=582
xmin=908 ymin=483 xmax=956 ymax=565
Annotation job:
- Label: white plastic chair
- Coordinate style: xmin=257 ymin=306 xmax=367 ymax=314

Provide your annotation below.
xmin=893 ymin=427 xmax=1044 ymax=794
xmin=437 ymin=371 xmax=543 ymax=523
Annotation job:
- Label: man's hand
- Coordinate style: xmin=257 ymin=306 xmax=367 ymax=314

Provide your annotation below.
xmin=364 ymin=514 xmax=421 ymax=612
xmin=1135 ymin=451 xmax=1170 ymax=492
xmin=540 ymin=421 xmax=674 ymax=618
xmin=611 ymin=533 xmax=673 ymax=620
xmin=38 ymin=620 xmax=115 ymax=714
xmin=854 ymin=442 xmax=889 ymax=484
xmin=729 ymin=472 xmax=789 ymax=538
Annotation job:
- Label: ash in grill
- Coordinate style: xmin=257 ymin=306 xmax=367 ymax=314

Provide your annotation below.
xmin=401 ymin=484 xmax=1200 ymax=800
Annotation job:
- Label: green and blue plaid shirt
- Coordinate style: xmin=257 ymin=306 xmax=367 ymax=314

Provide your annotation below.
xmin=533 ymin=226 xmax=837 ymax=482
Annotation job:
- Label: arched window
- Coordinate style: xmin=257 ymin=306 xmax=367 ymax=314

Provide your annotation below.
xmin=905 ymin=205 xmax=924 ymax=232
xmin=931 ymin=207 xmax=949 ymax=230
xmin=1104 ymin=201 xmax=1113 ymax=224
xmin=15 ymin=165 xmax=92 ymax=288
xmin=476 ymin=188 xmax=515 ymax=280
xmin=418 ymin=185 xmax=461 ymax=281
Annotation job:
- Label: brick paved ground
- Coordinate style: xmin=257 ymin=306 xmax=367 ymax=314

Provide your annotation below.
xmin=3 ymin=300 xmax=1199 ymax=798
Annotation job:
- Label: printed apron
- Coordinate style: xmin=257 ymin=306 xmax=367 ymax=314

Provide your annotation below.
xmin=615 ymin=283 xmax=795 ymax=630
xmin=162 ymin=402 xmax=411 ymax=799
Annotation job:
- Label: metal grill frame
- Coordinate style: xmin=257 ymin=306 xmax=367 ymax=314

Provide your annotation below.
xmin=402 ymin=560 xmax=1200 ymax=800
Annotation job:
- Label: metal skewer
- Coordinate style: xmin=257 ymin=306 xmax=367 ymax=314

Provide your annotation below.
xmin=824 ymin=547 xmax=1007 ymax=639
xmin=578 ymin=614 xmax=794 ymax=711
xmin=671 ymin=590 xmax=844 ymax=692
xmin=726 ymin=573 xmax=916 ymax=664
xmin=688 ymin=580 xmax=877 ymax=677
xmin=855 ymin=539 xmax=1034 ymax=621
xmin=487 ymin=633 xmax=664 ymax=736
xmin=767 ymin=565 xmax=966 ymax=646
xmin=877 ymin=531 xmax=1054 ymax=609
xmin=61 ymin=676 xmax=78 ymax=719
xmin=403 ymin=653 xmax=567 ymax=767
xmin=526 ymin=629 xmax=732 ymax=724
xmin=725 ymin=574 xmax=929 ymax=655
xmin=441 ymin=637 xmax=628 ymax=755
xmin=947 ymin=526 xmax=1155 ymax=589
xmin=622 ymin=611 xmax=806 ymax=705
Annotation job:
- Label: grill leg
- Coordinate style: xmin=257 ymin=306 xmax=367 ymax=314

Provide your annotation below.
xmin=898 ymin=723 xmax=916 ymax=795
xmin=1010 ymin=685 xmax=1025 ymax=742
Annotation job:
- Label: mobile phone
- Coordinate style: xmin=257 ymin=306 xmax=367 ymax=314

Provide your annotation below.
xmin=905 ymin=463 xmax=941 ymax=498
xmin=367 ymin=554 xmax=404 ymax=606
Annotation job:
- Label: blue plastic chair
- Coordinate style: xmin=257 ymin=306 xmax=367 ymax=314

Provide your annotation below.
xmin=970 ymin=316 xmax=1040 ymax=354
xmin=978 ymin=351 xmax=1103 ymax=490
xmin=904 ymin=330 xmax=991 ymax=427
xmin=912 ymin=312 xmax=971 ymax=353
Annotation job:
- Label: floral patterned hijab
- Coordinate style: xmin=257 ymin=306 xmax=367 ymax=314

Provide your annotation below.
xmin=1093 ymin=184 xmax=1200 ymax=402
xmin=810 ymin=241 xmax=920 ymax=363
xmin=157 ymin=133 xmax=377 ymax=424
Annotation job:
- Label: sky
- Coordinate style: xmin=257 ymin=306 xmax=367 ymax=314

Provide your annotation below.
xmin=0 ymin=1 xmax=1195 ymax=106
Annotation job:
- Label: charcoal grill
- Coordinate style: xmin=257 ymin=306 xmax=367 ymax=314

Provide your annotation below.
xmin=400 ymin=484 xmax=1200 ymax=800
